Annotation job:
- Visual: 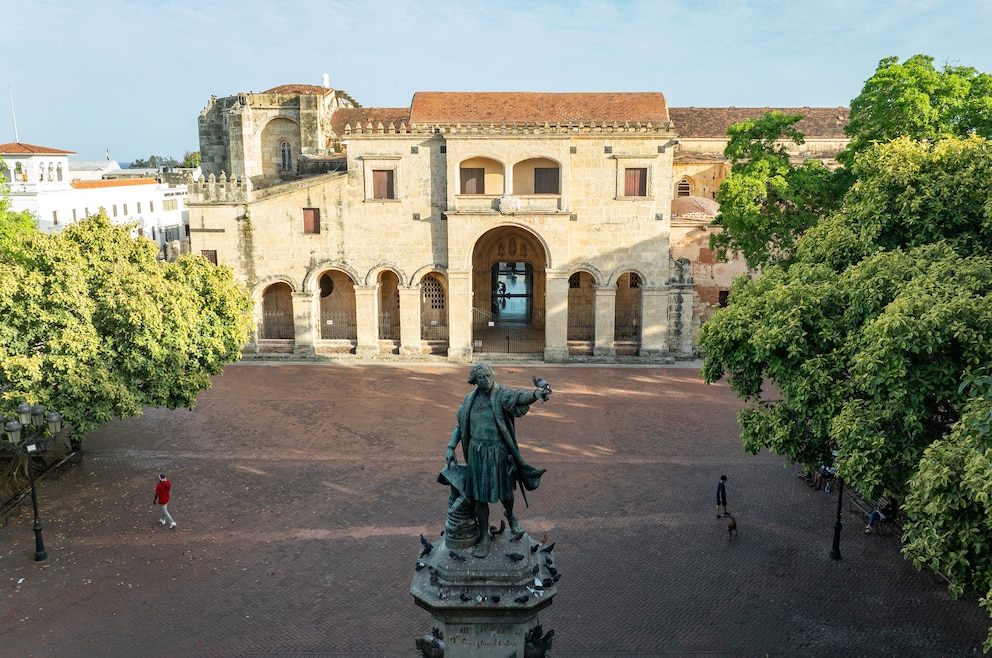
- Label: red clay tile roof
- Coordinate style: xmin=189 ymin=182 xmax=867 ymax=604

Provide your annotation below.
xmin=409 ymin=92 xmax=669 ymax=125
xmin=330 ymin=107 xmax=412 ymax=136
xmin=668 ymin=107 xmax=849 ymax=139
xmin=0 ymin=142 xmax=75 ymax=155
xmin=71 ymin=178 xmax=158 ymax=189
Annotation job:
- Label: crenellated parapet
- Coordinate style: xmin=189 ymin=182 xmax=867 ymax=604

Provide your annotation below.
xmin=343 ymin=120 xmax=677 ymax=136
xmin=187 ymin=172 xmax=252 ymax=204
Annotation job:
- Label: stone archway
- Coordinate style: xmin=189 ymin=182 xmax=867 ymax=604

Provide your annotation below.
xmin=471 ymin=226 xmax=547 ymax=353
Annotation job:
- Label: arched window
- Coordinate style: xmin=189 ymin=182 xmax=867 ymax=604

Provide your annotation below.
xmin=677 ymin=177 xmax=691 ymax=197
xmin=280 ymin=142 xmax=292 ymax=171
xmin=48 ymin=163 xmax=54 ymax=181
xmin=15 ymin=162 xmax=24 ymax=181
xmin=39 ymin=162 xmax=45 ymax=181
xmin=56 ymin=163 xmax=63 ymax=181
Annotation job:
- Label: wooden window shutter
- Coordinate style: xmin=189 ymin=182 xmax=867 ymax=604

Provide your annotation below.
xmin=625 ymin=168 xmax=647 ymax=196
xmin=460 ymin=168 xmax=485 ymax=195
xmin=373 ymin=170 xmax=395 ymax=199
xmin=534 ymin=168 xmax=560 ymax=194
xmin=303 ymin=208 xmax=320 ymax=234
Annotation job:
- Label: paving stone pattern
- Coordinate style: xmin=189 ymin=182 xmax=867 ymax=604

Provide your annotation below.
xmin=1 ymin=364 xmax=987 ymax=656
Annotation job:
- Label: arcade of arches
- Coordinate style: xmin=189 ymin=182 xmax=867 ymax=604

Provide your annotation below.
xmin=253 ymin=225 xmax=667 ymax=358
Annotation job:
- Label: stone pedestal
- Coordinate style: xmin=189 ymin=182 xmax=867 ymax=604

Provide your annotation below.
xmin=411 ymin=531 xmax=558 ymax=657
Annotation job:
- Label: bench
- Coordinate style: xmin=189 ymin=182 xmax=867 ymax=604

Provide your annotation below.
xmin=850 ymin=494 xmax=900 ymax=534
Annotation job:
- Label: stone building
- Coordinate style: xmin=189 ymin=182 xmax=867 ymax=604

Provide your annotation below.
xmin=187 ymin=84 xmax=848 ymax=361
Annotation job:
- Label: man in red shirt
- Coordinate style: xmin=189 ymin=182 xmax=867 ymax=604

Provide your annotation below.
xmin=154 ymin=473 xmax=177 ymax=528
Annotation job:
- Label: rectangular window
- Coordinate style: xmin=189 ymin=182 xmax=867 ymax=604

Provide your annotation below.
xmin=73 ymin=209 xmax=77 ymax=221
xmin=163 ymin=199 xmax=178 ymax=211
xmin=149 ymin=200 xmax=154 ymax=212
xmin=534 ymin=168 xmax=560 ymax=194
xmin=84 ymin=207 xmax=90 ymax=217
xmin=460 ymin=168 xmax=485 ymax=195
xmin=624 ymin=168 xmax=647 ymax=197
xmin=53 ymin=210 xmax=58 ymax=225
xmin=113 ymin=205 xmax=118 ymax=217
xmin=718 ymin=290 xmax=730 ymax=307
xmin=303 ymin=208 xmax=320 ymax=234
xmin=201 ymin=250 xmax=218 ymax=265
xmin=372 ymin=170 xmax=395 ymax=199
xmin=123 ymin=203 xmax=128 ymax=215
xmin=137 ymin=202 xmax=142 ymax=214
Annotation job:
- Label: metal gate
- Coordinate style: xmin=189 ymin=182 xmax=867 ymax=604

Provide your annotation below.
xmin=472 ymin=307 xmax=545 ymax=353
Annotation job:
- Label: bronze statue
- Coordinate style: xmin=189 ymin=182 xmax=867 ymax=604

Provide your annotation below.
xmin=443 ymin=362 xmax=551 ymax=558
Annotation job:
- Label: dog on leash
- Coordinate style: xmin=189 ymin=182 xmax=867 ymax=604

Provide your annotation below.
xmin=727 ymin=516 xmax=737 ymax=540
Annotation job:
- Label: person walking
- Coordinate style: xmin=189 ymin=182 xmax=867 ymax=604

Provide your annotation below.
xmin=154 ymin=473 xmax=177 ymax=529
xmin=716 ymin=475 xmax=729 ymax=518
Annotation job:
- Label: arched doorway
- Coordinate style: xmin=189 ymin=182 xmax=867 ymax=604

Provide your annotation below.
xmin=567 ymin=271 xmax=595 ymax=355
xmin=316 ymin=270 xmax=357 ymax=352
xmin=377 ymin=270 xmax=400 ymax=352
xmin=471 ymin=226 xmax=546 ymax=353
xmin=615 ymin=272 xmax=642 ymax=355
xmin=420 ymin=273 xmax=449 ymax=355
xmin=258 ymin=282 xmax=294 ymax=347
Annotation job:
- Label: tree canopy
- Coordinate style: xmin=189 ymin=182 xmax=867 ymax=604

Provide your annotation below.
xmin=709 ymin=111 xmax=848 ymax=270
xmin=128 ymin=154 xmax=180 ymax=169
xmin=0 ymin=210 xmax=254 ymax=437
xmin=843 ymin=54 xmax=992 ymax=163
xmin=701 ymin=135 xmax=992 ymax=649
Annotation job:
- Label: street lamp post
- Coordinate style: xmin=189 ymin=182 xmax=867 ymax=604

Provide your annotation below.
xmin=830 ymin=477 xmax=844 ymax=561
xmin=3 ymin=402 xmax=63 ymax=562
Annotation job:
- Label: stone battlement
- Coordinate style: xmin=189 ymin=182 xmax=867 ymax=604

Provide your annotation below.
xmin=187 ymin=172 xmax=251 ymax=204
xmin=343 ymin=120 xmax=677 ymax=136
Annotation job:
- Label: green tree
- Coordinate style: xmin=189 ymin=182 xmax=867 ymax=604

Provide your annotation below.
xmin=0 ymin=161 xmax=37 ymax=249
xmin=843 ymin=54 xmax=992 ymax=163
xmin=700 ymin=135 xmax=992 ymax=647
xmin=129 ymin=155 xmax=180 ymax=169
xmin=903 ymin=370 xmax=992 ymax=651
xmin=709 ymin=111 xmax=846 ymax=269
xmin=0 ymin=211 xmax=254 ymax=438
xmin=180 ymin=151 xmax=201 ymax=168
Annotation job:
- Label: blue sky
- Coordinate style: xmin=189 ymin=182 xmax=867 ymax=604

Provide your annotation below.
xmin=2 ymin=0 xmax=990 ymax=163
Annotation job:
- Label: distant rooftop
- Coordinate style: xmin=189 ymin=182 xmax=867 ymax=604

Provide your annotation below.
xmin=0 ymin=142 xmax=75 ymax=155
xmin=668 ymin=107 xmax=849 ymax=139
xmin=409 ymin=92 xmax=670 ymax=125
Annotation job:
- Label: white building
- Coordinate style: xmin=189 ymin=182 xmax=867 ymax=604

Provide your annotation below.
xmin=1 ymin=142 xmax=190 ymax=255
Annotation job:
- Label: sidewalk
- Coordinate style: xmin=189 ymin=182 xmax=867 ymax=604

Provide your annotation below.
xmin=1 ymin=363 xmax=986 ymax=656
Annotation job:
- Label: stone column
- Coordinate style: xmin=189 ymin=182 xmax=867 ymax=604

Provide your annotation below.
xmin=544 ymin=269 xmax=569 ymax=363
xmin=354 ymin=284 xmax=379 ymax=358
xmin=399 ymin=284 xmax=423 ymax=357
xmin=593 ymin=285 xmax=617 ymax=358
xmin=291 ymin=292 xmax=315 ymax=357
xmin=638 ymin=285 xmax=670 ymax=357
xmin=447 ymin=269 xmax=473 ymax=362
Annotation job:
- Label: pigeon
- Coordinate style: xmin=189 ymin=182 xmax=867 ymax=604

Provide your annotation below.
xmin=532 ymin=376 xmax=552 ymax=394
xmin=459 ymin=591 xmax=471 ymax=602
xmin=415 ymin=561 xmax=428 ymax=571
xmin=545 ymin=557 xmax=553 ymax=566
xmin=510 ymin=531 xmax=525 ymax=542
xmin=419 ymin=534 xmax=433 ymax=558
xmin=532 ymin=564 xmax=540 ymax=576
xmin=449 ymin=551 xmax=466 ymax=561
xmin=489 ymin=519 xmax=506 ymax=536
xmin=530 ymin=543 xmax=540 ymax=554
xmin=415 ymin=629 xmax=445 ymax=658
xmin=548 ymin=566 xmax=558 ymax=576
xmin=552 ymin=573 xmax=561 ymax=583
xmin=491 ymin=595 xmax=501 ymax=604
xmin=525 ymin=626 xmax=555 ymax=654
xmin=541 ymin=577 xmax=554 ymax=587
xmin=514 ymin=594 xmax=530 ymax=603
xmin=539 ymin=542 xmax=556 ymax=554
xmin=505 ymin=553 xmax=526 ymax=562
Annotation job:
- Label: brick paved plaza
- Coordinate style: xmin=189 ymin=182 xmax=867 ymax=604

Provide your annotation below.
xmin=1 ymin=363 xmax=987 ymax=656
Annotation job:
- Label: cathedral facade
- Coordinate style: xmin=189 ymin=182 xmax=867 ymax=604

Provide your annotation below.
xmin=188 ymin=84 xmax=848 ymax=362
